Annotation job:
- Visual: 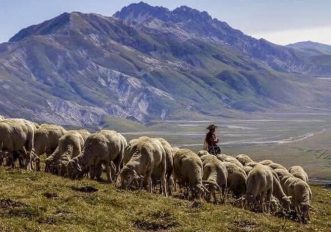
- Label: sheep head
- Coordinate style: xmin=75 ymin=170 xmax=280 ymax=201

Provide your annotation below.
xmin=300 ymin=202 xmax=310 ymax=224
xmin=281 ymin=196 xmax=292 ymax=211
xmin=118 ymin=166 xmax=139 ymax=189
xmin=67 ymin=159 xmax=84 ymax=179
xmin=192 ymin=184 xmax=209 ymax=200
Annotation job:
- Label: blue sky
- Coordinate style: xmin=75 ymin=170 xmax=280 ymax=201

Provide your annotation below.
xmin=1 ymin=0 xmax=331 ymax=45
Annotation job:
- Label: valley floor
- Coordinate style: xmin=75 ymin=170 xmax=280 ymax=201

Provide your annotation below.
xmin=108 ymin=113 xmax=331 ymax=180
xmin=0 ymin=168 xmax=330 ymax=232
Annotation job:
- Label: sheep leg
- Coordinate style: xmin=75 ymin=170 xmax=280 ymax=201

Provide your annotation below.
xmin=34 ymin=151 xmax=41 ymax=172
xmin=184 ymin=185 xmax=189 ymax=199
xmin=266 ymin=189 xmax=272 ymax=214
xmin=143 ymin=170 xmax=153 ymax=193
xmin=10 ymin=151 xmax=19 ymax=169
xmin=258 ymin=195 xmax=264 ymax=212
xmin=20 ymin=147 xmax=32 ymax=171
xmin=89 ymin=165 xmax=96 ymax=180
xmin=212 ymin=189 xmax=218 ymax=204
xmin=160 ymin=162 xmax=168 ymax=197
xmin=110 ymin=162 xmax=117 ymax=180
xmin=222 ymin=187 xmax=227 ymax=204
xmin=105 ymin=162 xmax=113 ymax=183
xmin=168 ymin=176 xmax=174 ymax=196
xmin=294 ymin=205 xmax=301 ymax=222
xmin=113 ymin=153 xmax=123 ymax=178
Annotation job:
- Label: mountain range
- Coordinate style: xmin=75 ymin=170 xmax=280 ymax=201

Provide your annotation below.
xmin=1 ymin=2 xmax=331 ymax=127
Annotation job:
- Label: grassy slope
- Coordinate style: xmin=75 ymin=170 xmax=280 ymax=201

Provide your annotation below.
xmin=0 ymin=168 xmax=330 ymax=232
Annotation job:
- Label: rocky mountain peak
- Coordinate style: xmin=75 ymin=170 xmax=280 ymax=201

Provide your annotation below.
xmin=8 ymin=12 xmax=92 ymax=42
xmin=113 ymin=1 xmax=170 ymax=23
xmin=172 ymin=5 xmax=213 ymax=23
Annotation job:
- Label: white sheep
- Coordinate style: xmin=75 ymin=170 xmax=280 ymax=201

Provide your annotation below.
xmin=272 ymin=174 xmax=292 ymax=212
xmin=173 ymin=149 xmax=207 ymax=200
xmin=0 ymin=118 xmax=35 ymax=170
xmin=246 ymin=164 xmax=273 ymax=212
xmin=289 ymin=166 xmax=308 ymax=183
xmin=222 ymin=161 xmax=247 ymax=198
xmin=45 ymin=131 xmax=84 ymax=176
xmin=283 ymin=176 xmax=312 ymax=223
xmin=117 ymin=137 xmax=168 ymax=196
xmin=34 ymin=124 xmax=67 ymax=171
xmin=68 ymin=130 xmax=126 ymax=182
xmin=201 ymin=154 xmax=228 ymax=203
xmin=155 ymin=138 xmax=174 ymax=195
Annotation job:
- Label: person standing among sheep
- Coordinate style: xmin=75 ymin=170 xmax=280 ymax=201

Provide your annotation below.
xmin=204 ymin=124 xmax=221 ymax=155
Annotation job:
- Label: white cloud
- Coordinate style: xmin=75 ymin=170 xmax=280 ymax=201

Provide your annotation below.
xmin=251 ymin=26 xmax=331 ymax=45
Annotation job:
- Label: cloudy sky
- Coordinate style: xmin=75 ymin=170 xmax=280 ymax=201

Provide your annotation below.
xmin=1 ymin=0 xmax=331 ymax=45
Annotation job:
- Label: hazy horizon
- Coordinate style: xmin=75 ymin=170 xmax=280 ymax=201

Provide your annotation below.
xmin=1 ymin=0 xmax=331 ymax=45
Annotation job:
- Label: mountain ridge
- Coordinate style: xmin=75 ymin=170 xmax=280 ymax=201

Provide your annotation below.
xmin=1 ymin=2 xmax=331 ymax=127
xmin=287 ymin=41 xmax=331 ymax=56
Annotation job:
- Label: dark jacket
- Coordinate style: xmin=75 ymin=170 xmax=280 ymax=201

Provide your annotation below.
xmin=205 ymin=131 xmax=219 ymax=147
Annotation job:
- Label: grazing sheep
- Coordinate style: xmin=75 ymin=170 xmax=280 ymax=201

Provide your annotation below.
xmin=34 ymin=124 xmax=67 ymax=171
xmin=246 ymin=164 xmax=273 ymax=212
xmin=272 ymin=175 xmax=292 ymax=212
xmin=68 ymin=130 xmax=127 ymax=183
xmin=289 ymin=166 xmax=308 ymax=183
xmin=100 ymin=130 xmax=127 ymax=174
xmin=216 ymin=154 xmax=244 ymax=168
xmin=117 ymin=137 xmax=168 ymax=196
xmin=283 ymin=176 xmax=312 ymax=223
xmin=136 ymin=136 xmax=175 ymax=196
xmin=155 ymin=138 xmax=174 ymax=196
xmin=201 ymin=155 xmax=228 ymax=203
xmin=45 ymin=131 xmax=84 ymax=176
xmin=173 ymin=149 xmax=207 ymax=200
xmin=0 ymin=119 xmax=35 ymax=170
xmin=236 ymin=154 xmax=254 ymax=166
xmin=222 ymin=161 xmax=247 ymax=198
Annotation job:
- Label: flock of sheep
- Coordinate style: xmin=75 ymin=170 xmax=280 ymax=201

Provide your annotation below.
xmin=0 ymin=116 xmax=312 ymax=224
